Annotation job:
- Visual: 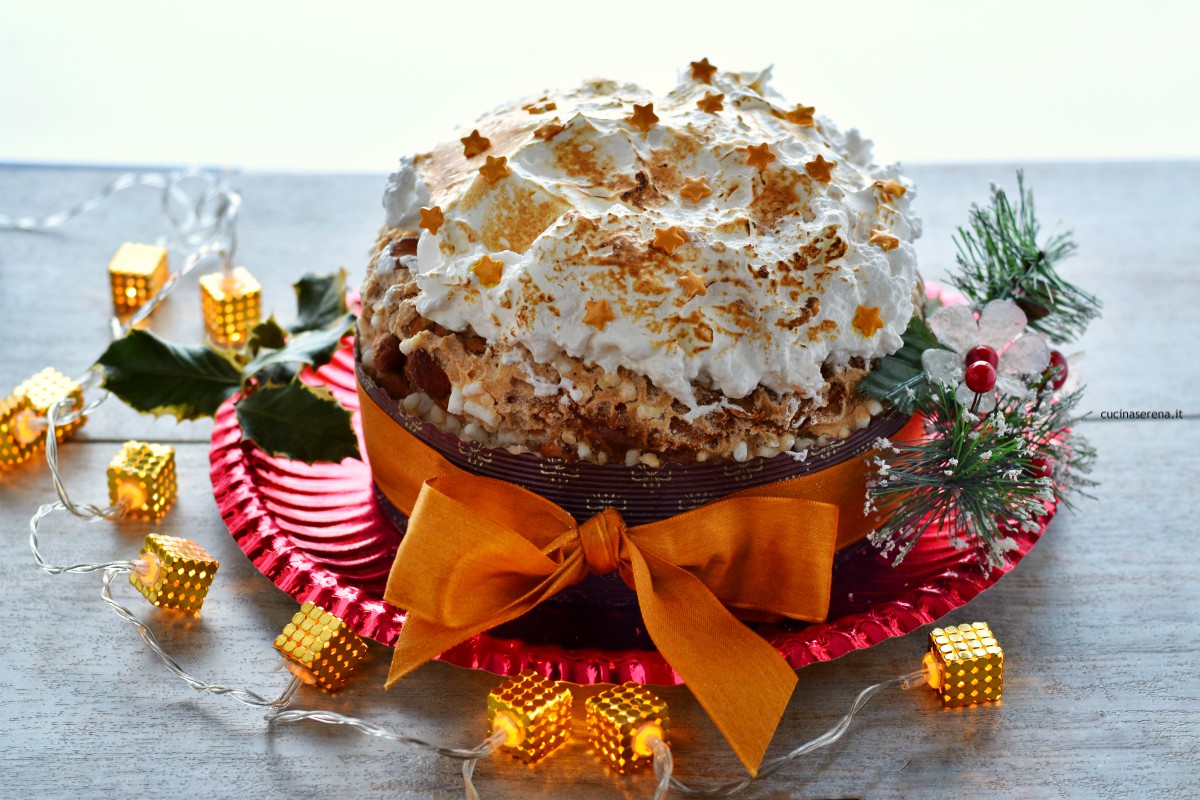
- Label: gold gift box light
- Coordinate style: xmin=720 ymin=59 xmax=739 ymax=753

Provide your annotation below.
xmin=108 ymin=243 xmax=168 ymax=318
xmin=200 ymin=267 xmax=262 ymax=346
xmin=107 ymin=441 xmax=177 ymax=520
xmin=0 ymin=394 xmax=42 ymax=469
xmin=13 ymin=367 xmax=85 ymax=442
xmin=130 ymin=533 xmax=218 ymax=612
xmin=924 ymin=622 xmax=1004 ymax=708
xmin=487 ymin=671 xmax=573 ymax=763
xmin=274 ymin=602 xmax=367 ymax=693
xmin=585 ymin=682 xmax=669 ymax=773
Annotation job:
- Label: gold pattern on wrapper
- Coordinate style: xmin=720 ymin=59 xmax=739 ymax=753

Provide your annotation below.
xmin=0 ymin=393 xmax=42 ymax=468
xmin=273 ymin=602 xmax=366 ymax=692
xmin=107 ymin=441 xmax=177 ymax=520
xmin=130 ymin=533 xmax=218 ymax=612
xmin=487 ymin=671 xmax=573 ymax=763
xmin=200 ymin=267 xmax=262 ymax=346
xmin=108 ymin=242 xmax=168 ymax=318
xmin=926 ymin=622 xmax=1003 ymax=708
xmin=585 ymin=683 xmax=669 ymax=773
xmin=13 ymin=367 xmax=85 ymax=443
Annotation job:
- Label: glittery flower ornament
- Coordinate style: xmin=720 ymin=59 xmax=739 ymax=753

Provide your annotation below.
xmin=922 ymin=299 xmax=1050 ymax=412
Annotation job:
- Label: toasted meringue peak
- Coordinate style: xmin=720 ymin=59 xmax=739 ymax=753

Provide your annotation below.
xmin=382 ymin=66 xmax=921 ymax=407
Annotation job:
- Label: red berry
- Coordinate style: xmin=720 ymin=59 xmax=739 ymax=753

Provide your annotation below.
xmin=1045 ymin=350 xmax=1068 ymax=390
xmin=965 ymin=344 xmax=999 ymax=369
xmin=965 ymin=360 xmax=997 ymax=394
xmin=1027 ymin=457 xmax=1054 ymax=479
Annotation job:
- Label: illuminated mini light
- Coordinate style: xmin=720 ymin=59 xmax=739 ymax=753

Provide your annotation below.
xmin=585 ymin=682 xmax=670 ymax=773
xmin=927 ymin=622 xmax=1004 ymax=708
xmin=487 ymin=671 xmax=573 ymax=763
xmin=273 ymin=602 xmax=367 ymax=693
xmin=107 ymin=441 xmax=177 ymax=520
xmin=13 ymin=367 xmax=86 ymax=443
xmin=108 ymin=243 xmax=169 ymax=318
xmin=0 ymin=394 xmax=42 ymax=468
xmin=129 ymin=533 xmax=218 ymax=612
xmin=200 ymin=267 xmax=262 ymax=346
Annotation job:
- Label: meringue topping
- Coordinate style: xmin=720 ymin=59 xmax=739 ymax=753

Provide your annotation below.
xmin=382 ymin=67 xmax=921 ymax=408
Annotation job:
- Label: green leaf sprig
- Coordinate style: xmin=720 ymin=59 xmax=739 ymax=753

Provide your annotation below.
xmin=866 ymin=384 xmax=1095 ymax=571
xmin=96 ymin=269 xmax=358 ymax=463
xmin=950 ymin=171 xmax=1100 ymax=343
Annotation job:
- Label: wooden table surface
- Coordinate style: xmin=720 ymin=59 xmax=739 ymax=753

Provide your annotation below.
xmin=1 ymin=163 xmax=1196 ymax=799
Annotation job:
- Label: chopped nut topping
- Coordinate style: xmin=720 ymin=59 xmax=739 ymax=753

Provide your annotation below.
xmin=534 ymin=119 xmax=566 ymax=140
xmin=689 ymin=58 xmax=718 ymax=83
xmin=418 ymin=206 xmax=444 ymax=235
xmin=523 ymin=99 xmax=557 ymax=114
xmin=460 ymin=129 xmax=491 ymax=158
xmin=805 ymin=154 xmax=837 ymax=183
xmin=874 ymin=179 xmax=907 ymax=203
xmin=629 ymin=103 xmax=659 ymax=132
xmin=479 ymin=155 xmax=511 ymax=184
xmin=680 ymin=176 xmax=713 ymax=203
xmin=869 ymin=228 xmax=901 ymax=251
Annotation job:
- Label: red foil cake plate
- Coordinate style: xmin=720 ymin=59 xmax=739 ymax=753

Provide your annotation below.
xmin=210 ymin=339 xmax=1056 ymax=685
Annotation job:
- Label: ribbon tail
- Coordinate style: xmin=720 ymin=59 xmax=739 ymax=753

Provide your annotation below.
xmin=628 ymin=546 xmax=796 ymax=777
xmin=385 ymin=615 xmax=484 ymax=688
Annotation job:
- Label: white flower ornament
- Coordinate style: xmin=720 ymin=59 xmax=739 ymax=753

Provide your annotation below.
xmin=922 ymin=299 xmax=1051 ymax=413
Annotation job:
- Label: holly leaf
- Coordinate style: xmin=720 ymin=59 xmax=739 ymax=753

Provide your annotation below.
xmin=96 ymin=329 xmax=241 ymax=420
xmin=235 ymin=381 xmax=359 ymax=463
xmin=243 ymin=312 xmax=355 ymax=383
xmin=246 ymin=315 xmax=288 ymax=355
xmin=290 ymin=269 xmax=349 ymax=333
xmin=857 ymin=314 xmax=943 ymax=414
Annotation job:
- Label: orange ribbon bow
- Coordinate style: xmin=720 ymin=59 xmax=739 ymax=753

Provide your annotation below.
xmin=359 ymin=381 xmax=890 ymax=775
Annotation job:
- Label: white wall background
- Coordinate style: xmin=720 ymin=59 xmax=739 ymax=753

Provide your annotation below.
xmin=2 ymin=0 xmax=1197 ymax=172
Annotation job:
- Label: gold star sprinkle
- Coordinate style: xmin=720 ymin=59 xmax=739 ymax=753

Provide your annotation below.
xmin=679 ymin=269 xmax=708 ymax=298
xmin=785 ymin=104 xmax=815 ymax=126
xmin=472 ymin=255 xmax=504 ymax=287
xmin=874 ymin=179 xmax=907 ymax=203
xmin=805 ymin=154 xmax=837 ymax=184
xmin=696 ymin=92 xmax=724 ymax=113
xmin=460 ymin=129 xmax=491 ymax=159
xmin=869 ymin=228 xmax=901 ymax=251
xmin=534 ymin=119 xmax=566 ymax=140
xmin=680 ymin=176 xmax=713 ymax=203
xmin=629 ymin=103 xmax=659 ymax=132
xmin=690 ymin=58 xmax=718 ymax=83
xmin=651 ymin=226 xmax=688 ymax=256
xmin=479 ymin=155 xmax=510 ymax=184
xmin=853 ymin=305 xmax=884 ymax=338
xmin=584 ymin=299 xmax=615 ymax=330
xmin=743 ymin=143 xmax=776 ymax=172
xmin=418 ymin=206 xmax=444 ymax=236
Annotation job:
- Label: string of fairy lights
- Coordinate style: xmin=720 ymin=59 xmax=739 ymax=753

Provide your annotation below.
xmin=1 ymin=173 xmax=1004 ymax=799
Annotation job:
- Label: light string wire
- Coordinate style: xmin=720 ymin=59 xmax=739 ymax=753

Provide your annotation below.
xmin=30 ymin=399 xmax=507 ymax=798
xmin=8 ymin=169 xmax=241 ymax=520
xmin=13 ymin=174 xmax=945 ymax=800
xmin=653 ymin=668 xmax=930 ymax=798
